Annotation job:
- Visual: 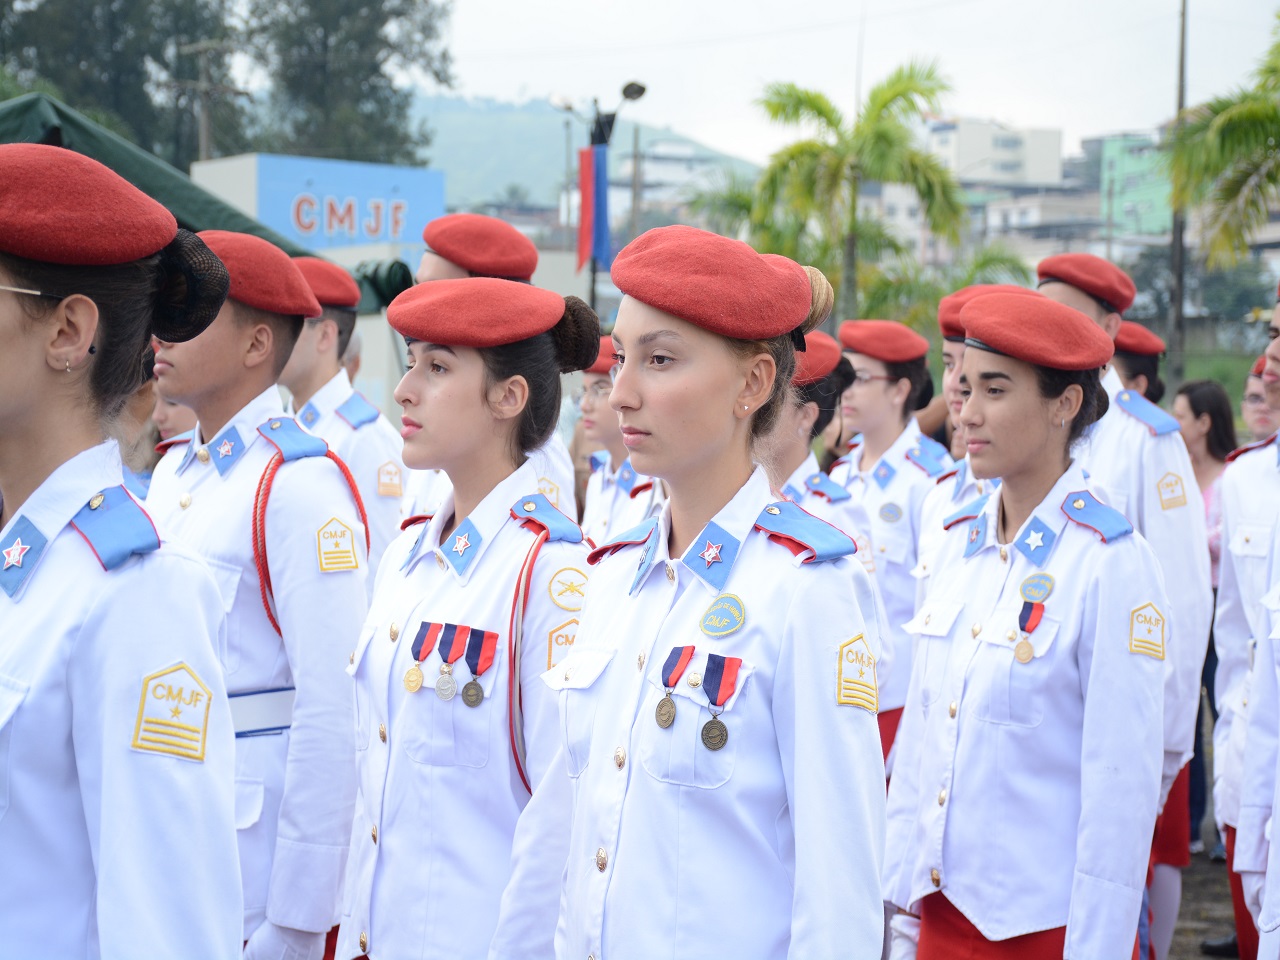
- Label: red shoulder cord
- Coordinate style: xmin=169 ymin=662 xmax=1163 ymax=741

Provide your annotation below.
xmin=251 ymin=451 xmax=371 ymax=636
xmin=506 ymin=528 xmax=549 ymax=793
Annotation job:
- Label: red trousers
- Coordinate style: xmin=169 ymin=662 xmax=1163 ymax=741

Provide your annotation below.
xmin=918 ymin=894 xmax=1066 ymax=959
xmin=1227 ymin=826 xmax=1261 ymax=960
xmin=878 ymin=706 xmax=904 ymax=764
xmin=1151 ymin=765 xmax=1191 ymax=867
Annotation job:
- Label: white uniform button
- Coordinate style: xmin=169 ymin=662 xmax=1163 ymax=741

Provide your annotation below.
xmin=948 ymin=701 xmax=958 ymax=718
xmin=595 ymin=848 xmax=608 ymax=870
xmin=196 ymin=448 xmax=210 ymax=463
xmin=379 ymin=723 xmax=387 ymax=743
xmin=614 ymin=747 xmax=626 ymax=769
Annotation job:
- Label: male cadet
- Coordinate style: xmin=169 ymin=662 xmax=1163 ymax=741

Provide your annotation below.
xmin=149 ymin=231 xmax=366 ymax=960
xmin=1036 ymin=253 xmax=1213 ymax=808
xmin=281 ymin=257 xmax=407 ymax=589
xmin=402 ymin=212 xmax=578 ymax=517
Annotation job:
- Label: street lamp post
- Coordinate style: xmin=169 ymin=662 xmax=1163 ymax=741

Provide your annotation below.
xmin=584 ymin=82 xmax=646 ymax=309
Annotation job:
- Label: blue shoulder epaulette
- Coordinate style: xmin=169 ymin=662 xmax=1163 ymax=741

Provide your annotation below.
xmin=916 ymin=433 xmax=950 ymax=462
xmin=943 ymin=494 xmax=990 ymax=531
xmin=754 ymin=500 xmax=855 ymax=563
xmin=805 ymin=471 xmax=851 ymax=503
xmin=1226 ymin=432 xmax=1277 ymax=464
xmin=155 ymin=428 xmax=194 ymax=455
xmin=257 ymin=417 xmax=329 ymax=461
xmin=511 ymin=494 xmax=584 ymax=544
xmin=589 ymin=451 xmax=609 ymax=473
xmin=69 ymin=486 xmax=161 ymax=571
xmin=1061 ymin=490 xmax=1133 ymax=543
xmin=588 ymin=516 xmax=660 ymax=565
xmin=1115 ymin=390 xmax=1179 ymax=437
xmin=905 ymin=442 xmax=948 ymax=478
xmin=335 ymin=392 xmax=380 ymax=429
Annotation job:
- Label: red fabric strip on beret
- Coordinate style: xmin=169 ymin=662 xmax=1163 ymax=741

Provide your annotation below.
xmin=938 ymin=284 xmax=1040 ymax=340
xmin=294 ymin=257 xmax=361 ymax=310
xmin=1114 ymin=320 xmax=1166 ymax=356
xmin=611 ymin=225 xmax=812 ymax=339
xmin=793 ymin=330 xmax=842 ymax=385
xmin=586 ymin=335 xmax=616 ymax=376
xmin=838 ymin=319 xmax=929 ymax=363
xmin=1036 ymin=253 xmax=1136 ymax=314
xmin=0 ymin=143 xmax=177 ymax=266
xmin=197 ymin=231 xmax=321 ymax=318
xmin=387 ymin=277 xmax=565 ymax=347
xmin=960 ymin=292 xmax=1114 ymax=370
xmin=1252 ymin=354 xmax=1267 ymax=377
xmin=422 ymin=213 xmax=538 ymax=281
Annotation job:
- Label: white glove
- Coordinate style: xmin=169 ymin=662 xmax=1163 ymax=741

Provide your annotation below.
xmin=887 ymin=912 xmax=920 ymax=960
xmin=1242 ymin=870 xmax=1266 ymax=926
xmin=243 ymin=921 xmax=326 ymax=960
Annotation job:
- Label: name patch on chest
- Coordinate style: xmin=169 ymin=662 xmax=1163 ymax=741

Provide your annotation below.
xmin=879 ymin=503 xmax=903 ymax=523
xmin=701 ymin=594 xmax=746 ymax=638
xmin=1020 ymin=573 xmax=1055 ymax=603
xmin=317 ymin=517 xmax=360 ymax=572
xmin=132 ymin=663 xmax=212 ymax=762
xmin=1129 ymin=602 xmax=1166 ymax=660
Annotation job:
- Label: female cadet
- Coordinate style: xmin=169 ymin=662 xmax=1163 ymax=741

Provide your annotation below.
xmin=829 ymin=320 xmax=953 ymax=766
xmin=0 ymin=144 xmax=242 ymax=955
xmin=579 ymin=334 xmax=663 ymax=543
xmin=1113 ymin=321 xmax=1167 ymax=405
xmin=337 ymin=278 xmax=599 ymax=960
xmin=883 ymin=292 xmax=1167 ymax=959
xmin=509 ymin=225 xmax=887 ymax=960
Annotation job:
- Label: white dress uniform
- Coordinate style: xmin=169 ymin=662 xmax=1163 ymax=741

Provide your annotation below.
xmin=516 ymin=467 xmax=886 ymax=960
xmin=913 ymin=456 xmax=998 ymax=606
xmin=1080 ymin=366 xmax=1212 ymax=799
xmin=580 ymin=452 xmax=663 ymax=546
xmin=1214 ymin=433 xmax=1280 ymax=838
xmin=884 ymin=463 xmax=1166 ymax=957
xmin=338 ymin=460 xmax=589 ymax=960
xmin=828 ymin=419 xmax=953 ymax=715
xmin=0 ymin=441 xmax=242 ymax=957
xmin=291 ymin=369 xmax=409 ymax=591
xmin=147 ymin=385 xmax=367 ymax=940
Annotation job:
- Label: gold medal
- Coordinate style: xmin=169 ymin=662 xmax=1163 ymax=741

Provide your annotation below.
xmin=1014 ymin=639 xmax=1034 ymax=664
xmin=435 ymin=673 xmax=457 ymax=701
xmin=655 ymin=694 xmax=676 ymax=728
xmin=461 ymin=680 xmax=484 ymax=707
xmin=701 ymin=716 xmax=728 ymax=751
xmin=404 ymin=664 xmax=424 ymax=693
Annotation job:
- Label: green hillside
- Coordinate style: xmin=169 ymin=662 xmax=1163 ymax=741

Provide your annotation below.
xmin=413 ymin=94 xmax=758 ymax=210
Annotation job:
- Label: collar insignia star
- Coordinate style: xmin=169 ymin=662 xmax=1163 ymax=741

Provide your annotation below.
xmin=1025 ymin=529 xmax=1045 ymax=551
xmin=452 ymin=533 xmax=471 ymax=556
xmin=2 ymin=538 xmax=31 ymax=569
xmin=699 ymin=541 xmax=723 ymax=567
xmin=217 ymin=439 xmax=235 ymax=458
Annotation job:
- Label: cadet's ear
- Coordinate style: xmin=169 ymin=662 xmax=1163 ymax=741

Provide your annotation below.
xmin=45 ymin=293 xmax=100 ymax=374
xmin=243 ymin=320 xmax=275 ymax=371
xmin=488 ymin=373 xmax=529 ymax=423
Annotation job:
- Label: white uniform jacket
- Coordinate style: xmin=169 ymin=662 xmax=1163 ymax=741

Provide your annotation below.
xmin=0 ymin=442 xmax=241 ymax=957
xmin=913 ymin=456 xmax=998 ymax=607
xmin=1081 ymin=367 xmax=1212 ymax=797
xmin=829 ymin=420 xmax=954 ymax=711
xmin=884 ymin=463 xmax=1166 ymax=958
xmin=147 ymin=386 xmax=367 ymax=938
xmin=529 ymin=467 xmax=886 ymax=960
xmin=581 ymin=452 xmax=663 ymax=546
xmin=292 ymin=369 xmax=410 ymax=591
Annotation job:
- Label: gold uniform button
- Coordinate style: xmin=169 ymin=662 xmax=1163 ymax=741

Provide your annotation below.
xmin=948 ymin=701 xmax=958 ymax=718
xmin=371 ymin=826 xmax=378 ymax=844
xmin=879 ymin=545 xmax=887 ymax=553
xmin=196 ymin=447 xmax=210 ymax=463
xmin=938 ymin=789 xmax=947 ymax=806
xmin=179 ymin=493 xmax=192 ymax=509
xmin=687 ymin=673 xmax=702 ymax=688
xmin=1072 ymin=498 xmax=1086 ymax=510
xmin=379 ymin=723 xmax=387 ymax=743
xmin=89 ymin=492 xmax=105 ymax=510
xmin=614 ymin=747 xmax=626 ymax=769
xmin=523 ymin=501 xmax=536 ymax=511
xmin=999 ymin=546 xmax=1008 ymax=562
xmin=665 ymin=564 xmax=675 ymax=582
xmin=270 ymin=420 xmax=282 ymax=430
xmin=389 ymin=622 xmax=399 ymax=642
xmin=595 ymin=848 xmax=608 ymax=871
xmin=1006 ymin=630 xmax=1017 ymax=642
xmin=924 ymin=614 xmax=932 ymax=625
xmin=766 ymin=505 xmax=781 ymax=515
xmin=1245 ymin=535 xmax=1252 ymax=543
xmin=349 ymin=651 xmax=355 ymax=664
xmin=931 ymin=868 xmax=941 ymax=887
xmin=436 ymin=553 xmax=447 ymax=570
xmin=637 ymin=653 xmax=646 ymax=671
xmin=359 ymin=932 xmax=368 ymax=952
xmin=971 ymin=622 xmax=982 ymax=638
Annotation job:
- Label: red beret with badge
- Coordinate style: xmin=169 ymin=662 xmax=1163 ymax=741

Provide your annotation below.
xmin=422 ymin=213 xmax=538 ymax=282
xmin=294 ymin=257 xmax=361 ymax=310
xmin=793 ymin=331 xmax=842 ymax=385
xmin=960 ymin=292 xmax=1114 ymax=370
xmin=387 ymin=276 xmax=566 ymax=346
xmin=611 ymin=225 xmax=813 ymax=339
xmin=586 ymin=335 xmax=617 ymax=376
xmin=838 ymin=320 xmax=929 ymax=363
xmin=1114 ymin=320 xmax=1165 ymax=357
xmin=0 ymin=143 xmax=178 ymax=265
xmin=1037 ymin=253 xmax=1136 ymax=314
xmin=938 ymin=285 xmax=1041 ymax=340
xmin=198 ymin=231 xmax=321 ymax=319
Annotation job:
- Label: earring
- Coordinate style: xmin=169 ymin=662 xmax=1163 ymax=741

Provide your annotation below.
xmin=1061 ymin=418 xmax=1065 ymax=429
xmin=65 ymin=359 xmax=71 ymax=373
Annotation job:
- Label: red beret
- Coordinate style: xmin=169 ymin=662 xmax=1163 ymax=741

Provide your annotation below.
xmin=387 ymin=277 xmax=566 ymax=347
xmin=197 ymin=231 xmax=321 ymax=318
xmin=960 ymin=293 xmax=1114 ymax=370
xmin=586 ymin=335 xmax=616 ymax=376
xmin=611 ymin=225 xmax=812 ymax=339
xmin=838 ymin=320 xmax=929 ymax=362
xmin=793 ymin=331 xmax=843 ymax=385
xmin=938 ymin=285 xmax=1040 ymax=340
xmin=0 ymin=143 xmax=177 ymax=265
xmin=422 ymin=213 xmax=538 ymax=281
xmin=294 ymin=257 xmax=361 ymax=310
xmin=1037 ymin=253 xmax=1136 ymax=314
xmin=1114 ymin=320 xmax=1165 ymax=356
xmin=1252 ymin=354 xmax=1266 ymax=377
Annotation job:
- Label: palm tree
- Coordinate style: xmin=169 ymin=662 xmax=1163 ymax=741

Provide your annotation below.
xmin=1167 ymin=13 xmax=1280 ymax=267
xmin=756 ymin=62 xmax=965 ymax=320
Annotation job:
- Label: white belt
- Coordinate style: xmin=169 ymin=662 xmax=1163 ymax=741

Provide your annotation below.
xmin=228 ymin=687 xmax=296 ymax=738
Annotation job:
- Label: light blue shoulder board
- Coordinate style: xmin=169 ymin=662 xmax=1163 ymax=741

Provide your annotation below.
xmin=754 ymin=500 xmax=855 ymax=563
xmin=335 ymin=393 xmax=380 ymax=429
xmin=257 ymin=417 xmax=329 ymax=461
xmin=1061 ymin=490 xmax=1134 ymax=543
xmin=805 ymin=472 xmax=851 ymax=503
xmin=511 ymin=494 xmax=584 ymax=544
xmin=70 ymin=486 xmax=161 ymax=571
xmin=905 ymin=442 xmax=948 ymax=478
xmin=1115 ymin=390 xmax=1179 ymax=436
xmin=943 ymin=494 xmax=990 ymax=531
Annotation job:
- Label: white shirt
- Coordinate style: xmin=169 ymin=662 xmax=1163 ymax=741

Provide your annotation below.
xmin=1214 ymin=434 xmax=1280 ymax=830
xmin=829 ymin=419 xmax=954 ymax=712
xmin=339 ymin=459 xmax=591 ymax=960
xmin=0 ymin=442 xmax=242 ymax=957
xmin=913 ymin=456 xmax=998 ymax=607
xmin=884 ymin=463 xmax=1165 ymax=957
xmin=517 ymin=467 xmax=886 ymax=960
xmin=147 ymin=385 xmax=367 ymax=937
xmin=1080 ymin=367 xmax=1213 ymax=798
xmin=291 ymin=369 xmax=410 ymax=592
xmin=580 ymin=452 xmax=663 ymax=545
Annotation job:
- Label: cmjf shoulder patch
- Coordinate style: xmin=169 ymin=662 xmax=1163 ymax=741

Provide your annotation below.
xmin=1129 ymin=603 xmax=1166 ymax=659
xmin=837 ymin=635 xmax=878 ymax=712
xmin=1157 ymin=472 xmax=1187 ymax=510
xmin=547 ymin=618 xmax=578 ymax=669
xmin=377 ymin=461 xmax=403 ymax=497
xmin=317 ymin=517 xmax=360 ymax=572
xmin=132 ymin=663 xmax=212 ymax=762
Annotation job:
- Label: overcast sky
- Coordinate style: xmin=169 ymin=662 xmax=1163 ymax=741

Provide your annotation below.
xmin=436 ymin=0 xmax=1274 ymax=164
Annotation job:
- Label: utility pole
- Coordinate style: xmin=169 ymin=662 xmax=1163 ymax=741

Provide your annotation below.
xmin=1169 ymin=0 xmax=1189 ymax=385
xmin=629 ymin=125 xmax=642 ymax=241
xmin=177 ymin=40 xmax=244 ymax=162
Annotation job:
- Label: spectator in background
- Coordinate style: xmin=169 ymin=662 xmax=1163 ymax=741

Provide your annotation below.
xmin=1243 ymin=355 xmax=1276 ymax=443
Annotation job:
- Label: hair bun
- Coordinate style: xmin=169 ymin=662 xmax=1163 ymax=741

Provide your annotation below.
xmin=550 ymin=296 xmax=602 ymax=373
xmin=799 ymin=265 xmax=834 ymax=336
xmin=150 ymin=229 xmax=230 ymax=343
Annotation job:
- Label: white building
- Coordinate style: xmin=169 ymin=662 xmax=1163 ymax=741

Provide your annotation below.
xmin=926 ymin=118 xmax=1063 ymax=187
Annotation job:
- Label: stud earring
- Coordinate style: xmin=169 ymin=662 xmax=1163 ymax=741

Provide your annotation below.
xmin=1061 ymin=418 xmax=1065 ymax=428
xmin=65 ymin=359 xmax=71 ymax=373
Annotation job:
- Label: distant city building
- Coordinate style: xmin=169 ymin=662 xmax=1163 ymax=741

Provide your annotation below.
xmin=1097 ymin=134 xmax=1173 ymax=239
xmin=926 ymin=117 xmax=1063 ymax=187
